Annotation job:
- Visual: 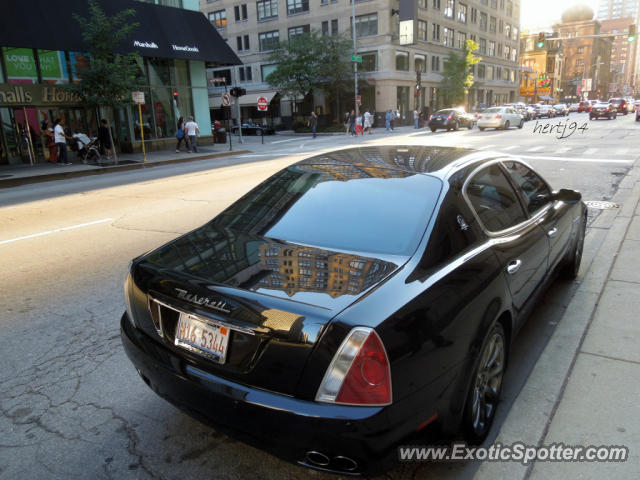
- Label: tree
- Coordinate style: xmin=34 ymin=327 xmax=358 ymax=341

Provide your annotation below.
xmin=68 ymin=0 xmax=143 ymax=164
xmin=440 ymin=39 xmax=481 ymax=107
xmin=266 ymin=32 xmax=352 ymax=122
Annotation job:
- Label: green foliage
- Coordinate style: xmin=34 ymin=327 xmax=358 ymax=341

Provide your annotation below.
xmin=67 ymin=0 xmax=143 ymax=109
xmin=266 ymin=32 xmax=353 ymax=111
xmin=440 ymin=39 xmax=482 ymax=106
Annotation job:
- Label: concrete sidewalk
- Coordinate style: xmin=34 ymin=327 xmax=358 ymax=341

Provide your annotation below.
xmin=475 ymin=162 xmax=640 ymax=479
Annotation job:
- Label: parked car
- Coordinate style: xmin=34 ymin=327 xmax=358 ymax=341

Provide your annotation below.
xmin=577 ymin=101 xmax=591 ymax=112
xmin=121 ymin=145 xmax=587 ymax=476
xmin=232 ymin=122 xmax=275 ymax=135
xmin=589 ymin=102 xmax=616 ymax=120
xmin=552 ymin=104 xmax=569 ymax=116
xmin=511 ymin=103 xmax=531 ymax=120
xmin=608 ymin=98 xmax=628 ymax=115
xmin=569 ymin=103 xmax=580 ymax=112
xmin=428 ymin=108 xmax=474 ymax=131
xmin=477 ymin=106 xmax=524 ymax=130
xmin=635 ymin=103 xmax=640 ymax=121
xmin=526 ymin=104 xmax=537 ymax=119
xmin=534 ymin=104 xmax=556 ymax=118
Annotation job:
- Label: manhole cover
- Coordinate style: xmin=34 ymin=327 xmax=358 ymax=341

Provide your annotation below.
xmin=584 ymin=200 xmax=620 ymax=210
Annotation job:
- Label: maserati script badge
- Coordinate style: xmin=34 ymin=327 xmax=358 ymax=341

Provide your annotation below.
xmin=175 ymin=288 xmax=231 ymax=313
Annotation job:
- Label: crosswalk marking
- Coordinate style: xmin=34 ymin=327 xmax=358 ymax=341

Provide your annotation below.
xmin=527 ymin=146 xmax=544 ymax=152
xmin=584 ymin=148 xmax=598 ymax=154
xmin=556 ymin=147 xmax=571 ymax=153
xmin=615 ymin=148 xmax=628 ymax=155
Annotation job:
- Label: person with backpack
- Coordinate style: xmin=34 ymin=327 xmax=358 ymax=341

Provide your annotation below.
xmin=175 ymin=116 xmax=189 ymax=153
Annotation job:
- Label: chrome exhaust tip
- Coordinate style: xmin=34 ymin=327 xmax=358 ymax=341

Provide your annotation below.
xmin=305 ymin=451 xmax=330 ymax=467
xmin=332 ymin=456 xmax=358 ymax=472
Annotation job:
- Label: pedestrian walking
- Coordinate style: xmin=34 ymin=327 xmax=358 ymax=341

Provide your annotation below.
xmin=97 ymin=119 xmax=113 ymax=159
xmin=424 ymin=106 xmax=431 ymax=127
xmin=41 ymin=120 xmax=57 ymax=164
xmin=349 ymin=110 xmax=356 ymax=136
xmin=184 ymin=116 xmax=200 ymax=153
xmin=364 ymin=109 xmax=372 ymax=134
xmin=310 ymin=111 xmax=318 ymax=138
xmin=385 ymin=110 xmax=391 ymax=131
xmin=390 ymin=110 xmax=395 ymax=130
xmin=345 ymin=112 xmax=350 ymax=135
xmin=53 ymin=118 xmax=72 ymax=165
xmin=175 ymin=116 xmax=189 ymax=152
xmin=355 ymin=113 xmax=363 ymax=136
xmin=413 ymin=108 xmax=419 ymax=129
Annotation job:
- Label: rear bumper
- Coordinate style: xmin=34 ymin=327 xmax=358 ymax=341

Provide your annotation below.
xmin=120 ymin=313 xmax=402 ymax=475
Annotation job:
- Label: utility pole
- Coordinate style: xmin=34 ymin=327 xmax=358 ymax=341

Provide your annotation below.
xmin=352 ymin=0 xmax=358 ymax=117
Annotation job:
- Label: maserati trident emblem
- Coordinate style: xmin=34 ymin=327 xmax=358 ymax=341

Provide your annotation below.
xmin=175 ymin=288 xmax=231 ymax=313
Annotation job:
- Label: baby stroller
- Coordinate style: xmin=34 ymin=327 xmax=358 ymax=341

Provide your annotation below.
xmin=72 ymin=133 xmax=101 ymax=164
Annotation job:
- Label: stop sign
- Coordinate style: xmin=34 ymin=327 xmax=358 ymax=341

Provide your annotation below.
xmin=257 ymin=97 xmax=268 ymax=111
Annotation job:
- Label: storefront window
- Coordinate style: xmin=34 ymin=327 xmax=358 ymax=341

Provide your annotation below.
xmin=149 ymin=87 xmax=177 ymax=139
xmin=2 ymin=47 xmax=38 ymax=84
xmin=38 ymin=50 xmax=70 ymax=85
xmin=172 ymin=59 xmax=190 ymax=86
xmin=147 ymin=58 xmax=172 ymax=86
xmin=69 ymin=52 xmax=90 ymax=83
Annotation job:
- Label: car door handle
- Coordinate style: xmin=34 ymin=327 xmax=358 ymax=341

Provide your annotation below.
xmin=547 ymin=227 xmax=558 ymax=238
xmin=507 ymin=260 xmax=522 ymax=275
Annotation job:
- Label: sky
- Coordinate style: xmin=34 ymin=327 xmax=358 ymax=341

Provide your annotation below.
xmin=521 ymin=0 xmax=601 ymax=31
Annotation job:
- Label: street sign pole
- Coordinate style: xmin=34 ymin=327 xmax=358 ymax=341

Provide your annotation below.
xmin=352 ymin=0 xmax=358 ymax=119
xmin=138 ymin=104 xmax=146 ymax=162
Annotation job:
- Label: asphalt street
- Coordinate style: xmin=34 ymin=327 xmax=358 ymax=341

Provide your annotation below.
xmin=0 ymin=111 xmax=636 ymax=480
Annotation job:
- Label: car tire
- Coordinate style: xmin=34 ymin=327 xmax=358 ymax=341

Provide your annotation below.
xmin=589 ymin=115 xmax=594 ymax=120
xmin=479 ymin=127 xmax=485 ymax=131
xmin=454 ymin=121 xmax=459 ymax=131
xmin=430 ymin=127 xmax=436 ymax=132
xmin=518 ymin=119 xmax=524 ymax=129
xmin=563 ymin=212 xmax=586 ymax=279
xmin=463 ymin=321 xmax=506 ymax=444
xmin=503 ymin=121 xmax=510 ymax=130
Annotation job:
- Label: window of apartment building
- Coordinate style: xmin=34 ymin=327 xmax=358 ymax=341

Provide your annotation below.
xmin=499 ymin=19 xmax=503 ymax=34
xmin=471 ymin=7 xmax=477 ymax=23
xmin=234 ymin=4 xmax=248 ymax=21
xmin=238 ymin=65 xmax=253 ymax=82
xmin=431 ymin=55 xmax=440 ymax=71
xmin=360 ymin=51 xmax=378 ymax=71
xmin=415 ymin=53 xmax=427 ymax=72
xmin=512 ymin=26 xmax=518 ymax=41
xmin=490 ymin=0 xmax=497 ymax=8
xmin=481 ymin=0 xmax=488 ymax=4
xmin=506 ymin=0 xmax=513 ymax=16
xmin=236 ymin=35 xmax=250 ymax=51
xmin=480 ymin=37 xmax=487 ymax=54
xmin=489 ymin=16 xmax=496 ymax=33
xmin=257 ymin=0 xmax=278 ymax=21
xmin=511 ymin=48 xmax=517 ymax=62
xmin=488 ymin=40 xmax=495 ymax=56
xmin=505 ymin=45 xmax=510 ymax=60
xmin=470 ymin=33 xmax=477 ymax=41
xmin=458 ymin=3 xmax=467 ymax=23
xmin=433 ymin=0 xmax=441 ymax=9
xmin=497 ymin=43 xmax=502 ymax=56
xmin=444 ymin=0 xmax=455 ymax=18
xmin=500 ymin=0 xmax=504 ymax=9
xmin=505 ymin=24 xmax=510 ymax=38
xmin=576 ymin=59 xmax=584 ymax=72
xmin=456 ymin=31 xmax=466 ymax=49
xmin=418 ymin=20 xmax=427 ymax=41
xmin=353 ymin=14 xmax=378 ymax=37
xmin=480 ymin=12 xmax=487 ymax=31
xmin=396 ymin=51 xmax=409 ymax=70
xmin=287 ymin=0 xmax=309 ymax=15
xmin=261 ymin=63 xmax=277 ymax=81
xmin=331 ymin=19 xmax=338 ymax=34
xmin=322 ymin=20 xmax=329 ymax=35
xmin=209 ymin=10 xmax=227 ymax=29
xmin=432 ymin=23 xmax=441 ymax=41
xmin=418 ymin=0 xmax=427 ymax=8
xmin=443 ymin=27 xmax=454 ymax=47
xmin=259 ymin=30 xmax=280 ymax=51
xmin=477 ymin=64 xmax=485 ymax=78
xmin=510 ymin=69 xmax=515 ymax=82
xmin=288 ymin=25 xmax=310 ymax=39
xmin=486 ymin=65 xmax=494 ymax=80
xmin=577 ymin=46 xmax=584 ymax=53
xmin=502 ymin=68 xmax=509 ymax=81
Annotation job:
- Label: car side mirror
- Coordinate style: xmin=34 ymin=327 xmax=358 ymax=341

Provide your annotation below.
xmin=551 ymin=189 xmax=582 ymax=204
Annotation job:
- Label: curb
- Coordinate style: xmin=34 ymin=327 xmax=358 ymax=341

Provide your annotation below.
xmin=0 ymin=150 xmax=251 ymax=189
xmin=473 ymin=161 xmax=640 ymax=480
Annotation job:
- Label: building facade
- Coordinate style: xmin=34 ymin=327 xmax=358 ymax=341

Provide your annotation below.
xmin=202 ymin=0 xmax=521 ymax=127
xmin=600 ymin=17 xmax=637 ymax=96
xmin=597 ymin=0 xmax=639 ymax=20
xmin=0 ymin=0 xmax=239 ymax=165
xmin=518 ymin=33 xmax=564 ymax=102
xmin=554 ymin=6 xmax=612 ymax=100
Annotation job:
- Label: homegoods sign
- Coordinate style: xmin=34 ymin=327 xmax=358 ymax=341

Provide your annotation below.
xmin=0 ymin=84 xmax=81 ymax=107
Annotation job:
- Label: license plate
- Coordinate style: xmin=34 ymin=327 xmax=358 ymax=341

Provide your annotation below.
xmin=175 ymin=313 xmax=230 ymax=363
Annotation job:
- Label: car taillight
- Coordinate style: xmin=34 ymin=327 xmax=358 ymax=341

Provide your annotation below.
xmin=606 ymin=107 xmax=610 ymax=111
xmin=496 ymin=114 xmax=502 ymax=119
xmin=447 ymin=115 xmax=453 ymax=121
xmin=589 ymin=107 xmax=593 ymax=111
xmin=316 ymin=327 xmax=392 ymax=406
xmin=429 ymin=115 xmax=433 ymax=120
xmin=477 ymin=114 xmax=483 ymax=119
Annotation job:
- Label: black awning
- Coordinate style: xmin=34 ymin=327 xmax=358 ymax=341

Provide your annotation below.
xmin=0 ymin=0 xmax=241 ymax=66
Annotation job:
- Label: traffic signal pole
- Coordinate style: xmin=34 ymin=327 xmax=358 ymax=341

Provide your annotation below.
xmin=352 ymin=0 xmax=358 ymax=118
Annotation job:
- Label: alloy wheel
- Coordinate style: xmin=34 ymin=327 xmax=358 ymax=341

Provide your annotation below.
xmin=470 ymin=330 xmax=504 ymax=436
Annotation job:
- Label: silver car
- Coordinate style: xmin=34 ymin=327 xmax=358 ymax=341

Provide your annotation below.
xmin=477 ymin=107 xmax=524 ymax=131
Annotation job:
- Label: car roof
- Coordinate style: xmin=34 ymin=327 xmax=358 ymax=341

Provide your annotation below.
xmin=295 ymin=146 xmax=495 ymax=180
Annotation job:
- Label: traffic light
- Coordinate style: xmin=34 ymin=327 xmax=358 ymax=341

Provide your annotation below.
xmin=628 ymin=25 xmax=636 ymax=42
xmin=537 ymin=32 xmax=545 ymax=49
xmin=173 ymin=91 xmax=178 ymax=100
xmin=230 ymin=87 xmax=246 ymax=97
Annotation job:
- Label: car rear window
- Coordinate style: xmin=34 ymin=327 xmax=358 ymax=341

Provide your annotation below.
xmin=436 ymin=109 xmax=454 ymax=115
xmin=219 ymin=166 xmax=443 ymax=256
xmin=485 ymin=108 xmax=502 ymax=113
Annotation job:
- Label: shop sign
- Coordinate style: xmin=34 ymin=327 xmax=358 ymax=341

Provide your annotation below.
xmin=0 ymin=83 xmax=81 ymax=107
xmin=3 ymin=48 xmax=37 ymax=79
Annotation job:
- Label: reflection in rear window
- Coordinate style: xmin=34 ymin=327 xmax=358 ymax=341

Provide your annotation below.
xmin=219 ymin=166 xmax=443 ymax=256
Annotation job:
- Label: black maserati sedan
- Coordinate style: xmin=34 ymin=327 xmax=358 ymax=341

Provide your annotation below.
xmin=428 ymin=108 xmax=474 ymax=131
xmin=121 ymin=146 xmax=586 ymax=476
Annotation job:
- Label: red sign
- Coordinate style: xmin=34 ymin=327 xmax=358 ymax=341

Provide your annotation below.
xmin=356 ymin=95 xmax=361 ymax=106
xmin=257 ymin=96 xmax=268 ymax=111
xmin=221 ymin=92 xmax=231 ymax=107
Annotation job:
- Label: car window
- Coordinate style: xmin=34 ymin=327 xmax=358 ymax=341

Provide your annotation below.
xmin=465 ymin=164 xmax=527 ymax=232
xmin=485 ymin=108 xmax=501 ymax=113
xmin=502 ymin=161 xmax=552 ymax=215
